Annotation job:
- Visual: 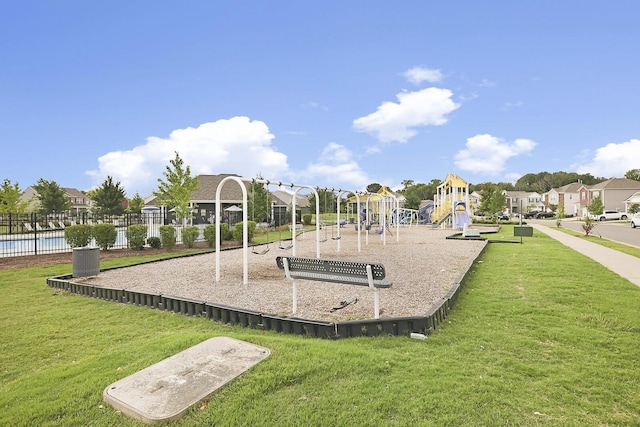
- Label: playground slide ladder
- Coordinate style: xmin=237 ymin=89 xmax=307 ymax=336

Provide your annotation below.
xmin=431 ymin=209 xmax=452 ymax=227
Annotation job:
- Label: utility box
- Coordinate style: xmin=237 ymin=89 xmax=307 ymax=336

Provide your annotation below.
xmin=72 ymin=247 xmax=100 ymax=277
xmin=513 ymin=226 xmax=533 ymax=237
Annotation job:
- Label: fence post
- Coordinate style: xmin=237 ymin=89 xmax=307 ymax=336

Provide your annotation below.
xmin=32 ymin=212 xmax=38 ymax=255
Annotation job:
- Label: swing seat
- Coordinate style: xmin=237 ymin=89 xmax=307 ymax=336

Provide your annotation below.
xmin=251 ymin=246 xmax=270 ymax=255
xmin=278 ymin=242 xmax=293 ymax=250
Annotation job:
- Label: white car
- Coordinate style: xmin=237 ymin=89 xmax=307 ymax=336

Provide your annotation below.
xmin=589 ymin=210 xmax=628 ymax=221
xmin=631 ymin=213 xmax=640 ymax=228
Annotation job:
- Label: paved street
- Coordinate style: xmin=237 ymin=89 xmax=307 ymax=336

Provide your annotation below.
xmin=529 ymin=218 xmax=640 ymax=248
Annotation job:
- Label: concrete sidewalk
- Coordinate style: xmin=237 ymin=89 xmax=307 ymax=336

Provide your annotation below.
xmin=530 ymin=224 xmax=640 ymax=287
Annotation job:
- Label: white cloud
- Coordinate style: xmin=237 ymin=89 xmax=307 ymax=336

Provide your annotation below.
xmin=352 ymin=87 xmax=459 ymax=143
xmin=505 ymin=172 xmax=522 ymax=184
xmin=500 ymin=101 xmax=523 ymax=111
xmin=454 ymin=134 xmax=537 ymax=174
xmin=303 ymin=101 xmax=328 ymax=111
xmin=403 ymin=67 xmax=443 ymax=85
xmin=292 ymin=143 xmax=372 ymax=189
xmin=572 ymin=138 xmax=640 ymax=178
xmin=85 ymin=116 xmax=288 ymax=196
xmin=479 ymin=78 xmax=496 ymax=87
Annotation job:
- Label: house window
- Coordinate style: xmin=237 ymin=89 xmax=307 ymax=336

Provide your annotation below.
xmin=593 ymin=191 xmax=600 ymax=198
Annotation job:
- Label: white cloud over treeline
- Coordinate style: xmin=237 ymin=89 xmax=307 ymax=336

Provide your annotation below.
xmin=573 ymin=138 xmax=640 ymax=178
xmin=352 ymin=87 xmax=459 ymax=143
xmin=86 ymin=117 xmax=288 ymax=196
xmin=454 ymin=134 xmax=537 ymax=174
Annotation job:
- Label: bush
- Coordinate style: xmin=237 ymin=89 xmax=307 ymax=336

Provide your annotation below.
xmin=203 ymin=224 xmax=216 ymax=247
xmin=232 ymin=221 xmax=256 ymax=243
xmin=159 ymin=225 xmax=177 ymax=249
xmin=204 ymin=223 xmax=232 ymax=247
xmin=92 ymin=223 xmax=117 ymax=250
xmin=582 ymin=216 xmax=596 ymax=237
xmin=147 ymin=236 xmax=161 ymax=249
xmin=302 ymin=214 xmax=312 ymax=225
xmin=126 ymin=224 xmax=148 ymax=250
xmin=64 ymin=225 xmax=93 ymax=248
xmin=181 ymin=226 xmax=200 ymax=248
xmin=224 ymin=227 xmax=234 ymax=240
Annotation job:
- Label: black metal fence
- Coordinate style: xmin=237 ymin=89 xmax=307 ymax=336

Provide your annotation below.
xmin=0 ymin=211 xmax=205 ymax=258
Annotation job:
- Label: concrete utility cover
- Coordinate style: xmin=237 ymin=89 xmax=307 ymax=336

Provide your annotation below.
xmin=103 ymin=336 xmax=271 ymax=423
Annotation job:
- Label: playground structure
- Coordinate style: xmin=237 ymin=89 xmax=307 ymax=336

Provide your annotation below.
xmin=213 ymin=174 xmax=471 ymax=285
xmin=418 ymin=173 xmax=472 ymax=229
xmin=214 ymin=177 xmax=376 ymax=285
xmin=347 ymin=186 xmax=403 ymax=245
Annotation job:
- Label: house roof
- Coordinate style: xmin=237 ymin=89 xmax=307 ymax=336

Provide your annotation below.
xmin=589 ymin=178 xmax=640 ymax=190
xmin=190 ymin=174 xmax=244 ymax=203
xmin=623 ymin=191 xmax=640 ymax=204
xmin=62 ymin=187 xmax=86 ymax=198
xmin=270 ymin=190 xmax=310 ymax=208
xmin=555 ymin=182 xmax=583 ymax=193
xmin=503 ymin=190 xmax=541 ymax=198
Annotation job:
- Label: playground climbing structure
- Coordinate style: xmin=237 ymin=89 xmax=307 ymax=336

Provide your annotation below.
xmin=431 ymin=173 xmax=472 ymax=229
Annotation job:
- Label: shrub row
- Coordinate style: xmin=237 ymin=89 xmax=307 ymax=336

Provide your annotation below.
xmin=64 ymin=223 xmax=257 ymax=251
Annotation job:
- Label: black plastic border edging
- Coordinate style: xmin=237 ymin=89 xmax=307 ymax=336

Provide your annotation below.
xmin=46 ymin=241 xmax=489 ymax=339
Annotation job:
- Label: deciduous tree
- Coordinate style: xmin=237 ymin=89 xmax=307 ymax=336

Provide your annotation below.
xmin=247 ymin=177 xmax=271 ymax=223
xmin=624 ymin=169 xmax=640 ymax=181
xmin=587 ymin=196 xmax=604 ymax=217
xmin=128 ymin=192 xmax=145 ymax=213
xmin=153 ymin=152 xmax=199 ymax=224
xmin=0 ymin=179 xmax=31 ymax=213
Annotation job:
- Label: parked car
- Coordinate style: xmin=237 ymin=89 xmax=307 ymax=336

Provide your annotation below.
xmin=497 ymin=213 xmax=510 ymax=221
xmin=522 ymin=211 xmax=540 ymax=219
xmin=631 ymin=213 xmax=640 ymax=228
xmin=589 ymin=210 xmax=628 ymax=221
xmin=535 ymin=211 xmax=556 ymax=219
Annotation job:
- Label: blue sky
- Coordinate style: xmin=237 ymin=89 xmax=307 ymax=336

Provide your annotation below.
xmin=2 ymin=1 xmax=639 ymax=197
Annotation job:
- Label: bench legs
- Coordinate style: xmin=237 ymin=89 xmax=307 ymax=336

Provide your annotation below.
xmin=283 ymin=260 xmax=382 ymax=319
xmin=374 ymin=288 xmax=380 ymax=319
xmin=292 ymin=280 xmax=298 ymax=314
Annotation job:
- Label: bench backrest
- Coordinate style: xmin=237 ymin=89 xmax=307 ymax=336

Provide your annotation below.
xmin=276 ymin=256 xmax=386 ymax=281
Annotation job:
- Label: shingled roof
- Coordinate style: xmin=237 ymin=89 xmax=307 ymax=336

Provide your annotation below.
xmin=589 ymin=178 xmax=640 ymax=190
xmin=190 ymin=174 xmax=245 ymax=203
xmin=270 ymin=190 xmax=310 ymax=207
xmin=554 ymin=182 xmax=583 ymax=193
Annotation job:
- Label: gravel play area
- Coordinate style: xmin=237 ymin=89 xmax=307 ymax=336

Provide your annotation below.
xmin=81 ymin=226 xmax=486 ymax=322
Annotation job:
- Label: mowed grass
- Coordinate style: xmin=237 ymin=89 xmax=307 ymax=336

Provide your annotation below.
xmin=554 ymin=225 xmax=640 ymax=259
xmin=1 ymin=229 xmax=640 ymax=426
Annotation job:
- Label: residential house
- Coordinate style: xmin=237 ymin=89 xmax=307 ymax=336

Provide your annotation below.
xmin=270 ymin=189 xmax=310 ymax=226
xmin=543 ymin=182 xmax=582 ymax=217
xmin=623 ymin=191 xmax=640 ymax=213
xmin=20 ymin=186 xmax=92 ymax=214
xmin=582 ymin=178 xmax=640 ymax=215
xmin=187 ymin=174 xmax=245 ymax=224
xmin=146 ymin=174 xmax=313 ymax=226
xmin=502 ymin=190 xmax=544 ymax=215
xmin=469 ymin=191 xmax=481 ymax=213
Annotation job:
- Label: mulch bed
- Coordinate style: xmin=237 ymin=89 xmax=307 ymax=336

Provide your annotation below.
xmin=0 ymin=241 xmax=241 ymax=270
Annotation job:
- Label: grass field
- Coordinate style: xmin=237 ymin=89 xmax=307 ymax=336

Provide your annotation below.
xmin=1 ymin=227 xmax=640 ymax=426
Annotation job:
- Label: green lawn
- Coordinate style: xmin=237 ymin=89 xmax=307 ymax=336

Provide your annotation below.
xmin=553 ymin=224 xmax=640 ymax=259
xmin=2 ymin=229 xmax=640 ymax=426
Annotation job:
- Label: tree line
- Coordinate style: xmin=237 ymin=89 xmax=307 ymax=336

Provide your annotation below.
xmin=3 ymin=161 xmax=639 ymax=220
xmin=0 ymin=153 xmax=197 ymax=223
